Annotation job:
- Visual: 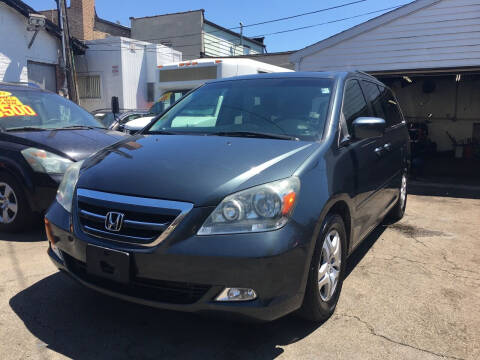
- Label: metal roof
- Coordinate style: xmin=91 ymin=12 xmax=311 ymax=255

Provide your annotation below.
xmin=290 ymin=0 xmax=441 ymax=62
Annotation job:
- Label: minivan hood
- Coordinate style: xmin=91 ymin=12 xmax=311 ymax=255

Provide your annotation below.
xmin=79 ymin=135 xmax=318 ymax=206
xmin=9 ymin=129 xmax=126 ymax=161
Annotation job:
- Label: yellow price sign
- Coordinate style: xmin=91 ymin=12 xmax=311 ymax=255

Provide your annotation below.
xmin=0 ymin=93 xmax=37 ymax=118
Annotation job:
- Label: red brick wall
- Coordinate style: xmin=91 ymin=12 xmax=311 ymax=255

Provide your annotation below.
xmin=38 ymin=0 xmax=130 ymax=41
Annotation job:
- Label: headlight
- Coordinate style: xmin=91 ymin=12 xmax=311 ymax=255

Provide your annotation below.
xmin=197 ymin=177 xmax=300 ymax=235
xmin=21 ymin=148 xmax=73 ymax=174
xmin=56 ymin=161 xmax=83 ymax=213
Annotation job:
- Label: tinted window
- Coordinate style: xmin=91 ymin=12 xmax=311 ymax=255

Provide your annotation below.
xmin=342 ymin=79 xmax=369 ymax=134
xmin=0 ymin=89 xmax=105 ymax=131
xmin=362 ymin=81 xmax=386 ymax=120
xmin=378 ymin=85 xmax=403 ymax=127
xmin=148 ymin=78 xmax=335 ymax=141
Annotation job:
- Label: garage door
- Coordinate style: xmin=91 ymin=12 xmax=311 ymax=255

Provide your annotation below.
xmin=27 ymin=61 xmax=57 ymax=92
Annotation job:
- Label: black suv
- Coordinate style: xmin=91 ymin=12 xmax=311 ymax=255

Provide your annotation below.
xmin=45 ymin=72 xmax=409 ymax=322
xmin=0 ymin=83 xmax=126 ymax=232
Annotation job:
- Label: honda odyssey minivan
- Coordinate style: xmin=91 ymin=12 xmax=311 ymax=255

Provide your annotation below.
xmin=45 ymin=72 xmax=409 ymax=322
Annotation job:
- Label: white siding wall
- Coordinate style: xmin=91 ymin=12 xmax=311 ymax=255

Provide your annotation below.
xmin=76 ymin=38 xmax=124 ymax=111
xmin=297 ymin=0 xmax=480 ymax=72
xmin=0 ymin=3 xmax=59 ymax=83
xmin=76 ymin=37 xmax=182 ymax=111
xmin=121 ymin=39 xmax=148 ymax=110
xmin=203 ymin=23 xmax=263 ymax=57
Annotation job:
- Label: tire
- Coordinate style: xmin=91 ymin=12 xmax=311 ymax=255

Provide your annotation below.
xmin=387 ymin=173 xmax=408 ymax=223
xmin=0 ymin=173 xmax=34 ymax=233
xmin=299 ymin=214 xmax=347 ymax=322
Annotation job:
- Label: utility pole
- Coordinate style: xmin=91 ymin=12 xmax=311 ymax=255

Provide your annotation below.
xmin=239 ymin=22 xmax=244 ymax=46
xmin=56 ymin=0 xmax=68 ymax=98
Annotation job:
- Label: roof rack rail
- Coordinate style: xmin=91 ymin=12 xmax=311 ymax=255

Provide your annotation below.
xmin=354 ymin=70 xmax=372 ymax=77
xmin=0 ymin=81 xmax=42 ymax=89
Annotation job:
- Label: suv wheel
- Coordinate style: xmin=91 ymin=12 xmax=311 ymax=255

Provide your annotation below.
xmin=387 ymin=173 xmax=408 ymax=222
xmin=0 ymin=174 xmax=34 ymax=232
xmin=299 ymin=214 xmax=347 ymax=322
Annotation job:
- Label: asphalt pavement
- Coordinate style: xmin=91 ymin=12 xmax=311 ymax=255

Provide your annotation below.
xmin=0 ymin=194 xmax=479 ymax=359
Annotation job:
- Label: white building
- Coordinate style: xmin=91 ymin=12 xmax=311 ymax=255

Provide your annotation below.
xmin=291 ymin=0 xmax=480 ymax=183
xmin=0 ymin=0 xmax=63 ymax=91
xmin=75 ymin=37 xmax=182 ymax=111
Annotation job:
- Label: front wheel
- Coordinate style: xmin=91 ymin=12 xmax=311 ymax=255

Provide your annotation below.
xmin=0 ymin=173 xmax=34 ymax=233
xmin=299 ymin=214 xmax=347 ymax=322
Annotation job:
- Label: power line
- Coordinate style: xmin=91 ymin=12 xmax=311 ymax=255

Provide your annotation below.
xmin=251 ymin=5 xmax=403 ymax=37
xmin=83 ymin=4 xmax=404 ymax=55
xmin=93 ymin=0 xmax=370 ymax=46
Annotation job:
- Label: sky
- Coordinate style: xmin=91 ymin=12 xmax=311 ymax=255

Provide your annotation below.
xmin=26 ymin=0 xmax=414 ymax=52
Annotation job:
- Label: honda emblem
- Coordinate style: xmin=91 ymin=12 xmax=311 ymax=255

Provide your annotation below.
xmin=105 ymin=212 xmax=124 ymax=232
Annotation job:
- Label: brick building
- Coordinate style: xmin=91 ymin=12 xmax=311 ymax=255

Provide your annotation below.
xmin=39 ymin=0 xmax=130 ymax=41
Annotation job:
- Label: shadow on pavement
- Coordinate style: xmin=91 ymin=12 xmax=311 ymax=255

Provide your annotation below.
xmin=346 ymin=225 xmax=387 ymax=278
xmin=9 ymin=225 xmax=387 ymax=359
xmin=408 ymin=180 xmax=480 ymax=199
xmin=0 ymin=224 xmax=45 ymax=243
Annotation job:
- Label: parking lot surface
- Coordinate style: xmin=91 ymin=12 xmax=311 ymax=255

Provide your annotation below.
xmin=0 ymin=194 xmax=479 ymax=360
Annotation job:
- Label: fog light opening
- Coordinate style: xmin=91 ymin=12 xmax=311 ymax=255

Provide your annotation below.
xmin=215 ymin=287 xmax=257 ymax=302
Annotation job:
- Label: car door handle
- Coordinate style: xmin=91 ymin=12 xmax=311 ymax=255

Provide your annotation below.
xmin=383 ymin=143 xmax=392 ymax=152
xmin=374 ymin=147 xmax=384 ymax=156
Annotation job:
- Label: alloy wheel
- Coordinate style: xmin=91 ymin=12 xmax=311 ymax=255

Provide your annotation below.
xmin=0 ymin=182 xmax=18 ymax=224
xmin=318 ymin=229 xmax=342 ymax=302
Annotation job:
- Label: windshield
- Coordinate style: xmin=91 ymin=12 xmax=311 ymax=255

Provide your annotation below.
xmin=93 ymin=112 xmax=116 ymax=127
xmin=148 ymin=89 xmax=191 ymax=115
xmin=147 ymin=78 xmax=334 ymax=141
xmin=0 ymin=89 xmax=105 ymax=131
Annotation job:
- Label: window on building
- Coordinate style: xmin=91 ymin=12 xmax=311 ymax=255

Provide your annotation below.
xmin=147 ymin=82 xmax=155 ymax=102
xmin=78 ymin=75 xmax=101 ymax=99
xmin=243 ymin=46 xmax=251 ymax=55
xmin=342 ymin=79 xmax=369 ymax=134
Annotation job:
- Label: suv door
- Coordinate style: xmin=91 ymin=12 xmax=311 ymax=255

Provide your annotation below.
xmin=377 ymin=85 xmax=408 ymax=205
xmin=360 ymin=80 xmax=395 ymax=217
xmin=339 ymin=79 xmax=386 ymax=244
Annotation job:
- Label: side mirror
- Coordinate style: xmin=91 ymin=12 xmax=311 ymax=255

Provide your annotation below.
xmin=352 ymin=117 xmax=386 ymax=140
xmin=111 ymin=96 xmax=120 ymax=115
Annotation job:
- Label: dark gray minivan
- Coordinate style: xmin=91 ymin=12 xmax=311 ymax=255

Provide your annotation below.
xmin=45 ymin=72 xmax=409 ymax=322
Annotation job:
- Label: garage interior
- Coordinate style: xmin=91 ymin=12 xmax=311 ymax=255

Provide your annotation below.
xmin=378 ymin=69 xmax=480 ymax=186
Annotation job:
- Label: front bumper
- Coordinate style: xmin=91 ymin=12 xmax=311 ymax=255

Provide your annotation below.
xmin=46 ymin=201 xmax=313 ymax=322
xmin=26 ymin=173 xmax=62 ymax=213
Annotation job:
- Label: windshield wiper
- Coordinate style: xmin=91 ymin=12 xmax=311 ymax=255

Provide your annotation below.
xmin=6 ymin=126 xmax=49 ymax=132
xmin=56 ymin=125 xmax=104 ymax=130
xmin=145 ymin=130 xmax=179 ymax=135
xmin=209 ymin=131 xmax=299 ymax=141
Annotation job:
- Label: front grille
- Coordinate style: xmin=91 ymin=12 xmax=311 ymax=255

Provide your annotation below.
xmin=63 ymin=253 xmax=210 ymax=304
xmin=76 ymin=189 xmax=193 ymax=247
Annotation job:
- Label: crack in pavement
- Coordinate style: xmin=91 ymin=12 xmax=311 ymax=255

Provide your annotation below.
xmin=336 ymin=313 xmax=466 ymax=360
xmin=367 ymin=255 xmax=480 ymax=282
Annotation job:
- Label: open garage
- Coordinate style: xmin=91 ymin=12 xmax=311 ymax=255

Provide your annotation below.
xmin=379 ymin=70 xmax=480 ymax=184
xmin=291 ymin=0 xmax=480 ymax=186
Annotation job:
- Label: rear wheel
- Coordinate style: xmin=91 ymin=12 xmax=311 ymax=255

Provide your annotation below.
xmin=299 ymin=214 xmax=347 ymax=322
xmin=387 ymin=173 xmax=407 ymax=222
xmin=0 ymin=173 xmax=34 ymax=233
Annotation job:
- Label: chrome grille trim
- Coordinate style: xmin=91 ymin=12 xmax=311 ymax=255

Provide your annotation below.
xmin=79 ymin=209 xmax=169 ymax=231
xmin=83 ymin=225 xmax=154 ymax=242
xmin=76 ymin=188 xmax=193 ymax=248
